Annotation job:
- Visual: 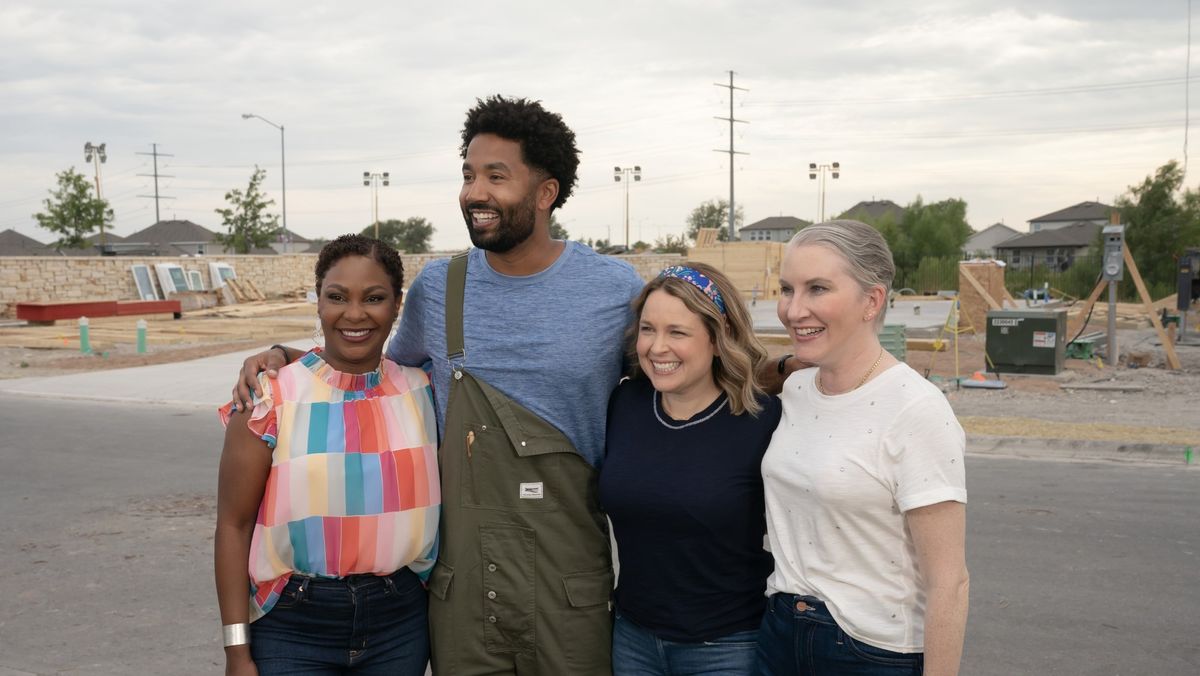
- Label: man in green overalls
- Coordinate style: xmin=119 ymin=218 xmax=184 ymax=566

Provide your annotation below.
xmin=235 ymin=96 xmax=644 ymax=673
xmin=388 ymin=97 xmax=646 ymax=674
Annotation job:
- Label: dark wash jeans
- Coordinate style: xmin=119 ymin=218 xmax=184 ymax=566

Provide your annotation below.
xmin=250 ymin=567 xmax=428 ymax=676
xmin=755 ymin=593 xmax=922 ymax=676
xmin=613 ymin=609 xmax=759 ymax=676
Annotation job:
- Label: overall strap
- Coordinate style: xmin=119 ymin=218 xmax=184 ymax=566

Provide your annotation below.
xmin=445 ymin=251 xmax=469 ymax=364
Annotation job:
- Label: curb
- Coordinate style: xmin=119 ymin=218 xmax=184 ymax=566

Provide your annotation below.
xmin=967 ymin=434 xmax=1194 ymax=465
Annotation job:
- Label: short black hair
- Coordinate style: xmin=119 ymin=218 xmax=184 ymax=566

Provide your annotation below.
xmin=315 ymin=234 xmax=404 ymax=297
xmin=460 ymin=95 xmax=580 ymax=211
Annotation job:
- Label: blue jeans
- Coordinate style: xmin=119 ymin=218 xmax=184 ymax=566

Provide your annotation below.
xmin=613 ymin=610 xmax=759 ymax=676
xmin=754 ymin=593 xmax=922 ymax=676
xmin=250 ymin=568 xmax=429 ymax=675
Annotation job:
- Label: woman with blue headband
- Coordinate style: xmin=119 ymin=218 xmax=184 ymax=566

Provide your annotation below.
xmin=599 ymin=262 xmax=782 ymax=676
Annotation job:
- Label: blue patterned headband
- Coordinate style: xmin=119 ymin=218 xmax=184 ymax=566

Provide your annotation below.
xmin=658 ymin=265 xmax=727 ymax=314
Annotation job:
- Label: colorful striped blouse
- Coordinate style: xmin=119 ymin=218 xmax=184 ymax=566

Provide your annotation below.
xmin=219 ymin=349 xmax=441 ymax=620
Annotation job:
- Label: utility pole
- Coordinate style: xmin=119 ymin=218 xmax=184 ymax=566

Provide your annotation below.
xmin=363 ymin=171 xmax=390 ymax=239
xmin=808 ymin=162 xmax=841 ymax=222
xmin=713 ymin=70 xmax=748 ymax=241
xmin=613 ymin=166 xmax=642 ymax=249
xmin=83 ymin=142 xmax=107 ymax=247
xmin=136 ymin=143 xmax=175 ymax=224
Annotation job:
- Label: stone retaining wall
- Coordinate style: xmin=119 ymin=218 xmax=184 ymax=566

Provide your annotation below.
xmin=0 ymin=252 xmax=683 ymax=317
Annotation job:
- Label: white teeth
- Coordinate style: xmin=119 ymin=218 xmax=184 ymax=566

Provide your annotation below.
xmin=795 ymin=327 xmax=824 ymax=336
xmin=341 ymin=329 xmax=370 ymax=337
xmin=652 ymin=361 xmax=680 ymax=373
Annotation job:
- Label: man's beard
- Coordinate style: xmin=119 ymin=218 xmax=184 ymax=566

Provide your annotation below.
xmin=463 ymin=190 xmax=538 ymax=254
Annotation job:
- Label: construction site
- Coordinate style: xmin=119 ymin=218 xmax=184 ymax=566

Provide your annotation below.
xmin=1 ymin=232 xmax=1198 ymax=459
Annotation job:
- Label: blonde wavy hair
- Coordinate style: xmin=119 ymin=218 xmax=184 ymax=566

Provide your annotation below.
xmin=625 ymin=262 xmax=768 ymax=416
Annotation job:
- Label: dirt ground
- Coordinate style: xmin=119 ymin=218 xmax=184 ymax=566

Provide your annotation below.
xmin=3 ymin=312 xmax=1198 ymax=445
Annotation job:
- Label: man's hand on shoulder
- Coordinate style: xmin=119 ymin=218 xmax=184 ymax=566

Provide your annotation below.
xmin=233 ymin=345 xmax=293 ymax=410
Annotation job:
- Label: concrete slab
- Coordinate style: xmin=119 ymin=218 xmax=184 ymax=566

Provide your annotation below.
xmin=0 ymin=340 xmax=311 ymax=409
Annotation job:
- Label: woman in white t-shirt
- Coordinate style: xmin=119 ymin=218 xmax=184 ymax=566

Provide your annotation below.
xmin=756 ymin=220 xmax=969 ymax=676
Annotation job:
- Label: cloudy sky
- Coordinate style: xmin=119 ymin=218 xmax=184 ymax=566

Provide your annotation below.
xmin=1 ymin=1 xmax=1191 ymax=250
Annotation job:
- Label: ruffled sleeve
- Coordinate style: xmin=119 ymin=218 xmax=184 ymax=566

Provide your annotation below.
xmin=217 ymin=372 xmax=279 ymax=449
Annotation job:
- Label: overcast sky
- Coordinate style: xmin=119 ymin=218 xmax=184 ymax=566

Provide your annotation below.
xmin=1 ymin=1 xmax=1192 ymax=250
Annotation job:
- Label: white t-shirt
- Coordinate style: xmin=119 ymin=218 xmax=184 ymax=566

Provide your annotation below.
xmin=761 ymin=362 xmax=966 ymax=653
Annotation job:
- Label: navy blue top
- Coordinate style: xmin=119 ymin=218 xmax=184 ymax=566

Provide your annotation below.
xmin=599 ymin=377 xmax=782 ymax=642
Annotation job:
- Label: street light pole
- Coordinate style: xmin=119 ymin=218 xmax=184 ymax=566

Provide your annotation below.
xmin=363 ymin=172 xmax=390 ymax=239
xmin=808 ymin=161 xmax=841 ymax=222
xmin=83 ymin=142 xmax=107 ymax=247
xmin=613 ymin=165 xmax=642 ymax=249
xmin=241 ymin=114 xmax=287 ymax=235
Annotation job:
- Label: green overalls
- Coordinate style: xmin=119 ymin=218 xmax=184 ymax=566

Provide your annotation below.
xmin=427 ymin=253 xmax=614 ymax=675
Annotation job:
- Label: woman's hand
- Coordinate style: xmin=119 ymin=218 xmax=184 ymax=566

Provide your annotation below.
xmin=225 ymin=645 xmax=257 ymax=676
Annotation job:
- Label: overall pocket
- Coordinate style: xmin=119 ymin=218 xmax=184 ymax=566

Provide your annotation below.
xmin=460 ymin=422 xmax=561 ymax=512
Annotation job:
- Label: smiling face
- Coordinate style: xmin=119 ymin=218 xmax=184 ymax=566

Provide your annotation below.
xmin=636 ymin=289 xmax=720 ymax=402
xmin=317 ymin=255 xmax=402 ymax=374
xmin=459 ymin=133 xmax=546 ymax=253
xmin=777 ymin=243 xmax=880 ymax=368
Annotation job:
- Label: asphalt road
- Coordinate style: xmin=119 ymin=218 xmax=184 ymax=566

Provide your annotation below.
xmin=0 ymin=394 xmax=1196 ymax=675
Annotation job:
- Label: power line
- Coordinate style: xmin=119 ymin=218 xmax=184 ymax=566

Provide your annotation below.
xmin=136 ymin=143 xmax=175 ymax=223
xmin=1186 ymin=0 xmax=1193 ymax=179
xmin=750 ymin=75 xmax=1200 ymax=108
xmin=713 ymin=70 xmax=748 ymax=240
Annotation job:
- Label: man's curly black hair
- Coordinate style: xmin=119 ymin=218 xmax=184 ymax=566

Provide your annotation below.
xmin=460 ymin=95 xmax=580 ymax=212
xmin=315 ymin=234 xmax=405 ymax=298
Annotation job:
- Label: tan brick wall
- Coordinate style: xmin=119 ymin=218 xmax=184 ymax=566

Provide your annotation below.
xmin=0 ymin=252 xmax=683 ymax=317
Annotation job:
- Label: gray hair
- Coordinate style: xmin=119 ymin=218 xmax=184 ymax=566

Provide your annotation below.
xmin=787 ymin=219 xmax=895 ymax=328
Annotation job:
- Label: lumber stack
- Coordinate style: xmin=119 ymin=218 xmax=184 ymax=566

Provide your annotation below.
xmin=686 ymin=241 xmax=786 ymax=300
xmin=958 ymin=261 xmax=1007 ymax=334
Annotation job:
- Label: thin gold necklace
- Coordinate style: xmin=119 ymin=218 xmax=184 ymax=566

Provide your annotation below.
xmin=817 ymin=347 xmax=885 ymax=395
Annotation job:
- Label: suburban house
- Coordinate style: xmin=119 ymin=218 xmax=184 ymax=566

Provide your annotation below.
xmin=0 ymin=229 xmax=55 ymax=256
xmin=738 ymin=216 xmax=810 ymax=242
xmin=963 ymin=222 xmax=1021 ymax=258
xmin=270 ymin=228 xmax=313 ymax=254
xmin=839 ymin=199 xmax=906 ymax=224
xmin=994 ymin=221 xmax=1100 ymax=269
xmin=1027 ymin=201 xmax=1113 ymax=232
xmin=99 ymin=220 xmax=278 ymax=256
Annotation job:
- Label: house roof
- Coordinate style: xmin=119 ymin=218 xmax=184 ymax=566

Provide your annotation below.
xmin=123 ymin=219 xmax=218 ymax=244
xmin=739 ymin=216 xmax=811 ymax=232
xmin=964 ymin=222 xmax=1021 ymax=249
xmin=276 ymin=228 xmax=311 ymax=243
xmin=1029 ymin=201 xmax=1113 ymax=224
xmin=86 ymin=231 xmax=125 ymax=244
xmin=0 ymin=229 xmax=54 ymax=256
xmin=838 ymin=200 xmax=905 ymax=223
xmin=995 ymin=221 xmax=1100 ymax=250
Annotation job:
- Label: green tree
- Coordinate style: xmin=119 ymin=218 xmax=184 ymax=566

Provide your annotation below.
xmin=1116 ymin=160 xmax=1200 ymax=297
xmin=364 ymin=216 xmax=435 ymax=253
xmin=214 ymin=166 xmax=280 ymax=254
xmin=855 ymin=196 xmax=971 ymax=272
xmin=653 ymin=233 xmax=689 ymax=254
xmin=549 ymin=214 xmax=569 ymax=240
xmin=685 ymin=199 xmax=744 ymax=242
xmin=33 ymin=167 xmax=113 ymax=250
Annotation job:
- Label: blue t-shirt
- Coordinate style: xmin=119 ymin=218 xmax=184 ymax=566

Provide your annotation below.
xmin=599 ymin=377 xmax=782 ymax=642
xmin=387 ymin=242 xmax=644 ymax=467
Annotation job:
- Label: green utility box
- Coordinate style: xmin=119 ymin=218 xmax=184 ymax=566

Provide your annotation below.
xmin=878 ymin=324 xmax=907 ymax=362
xmin=985 ymin=309 xmax=1067 ymax=375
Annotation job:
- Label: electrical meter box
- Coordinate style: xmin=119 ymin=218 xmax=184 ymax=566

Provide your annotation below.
xmin=1102 ymin=224 xmax=1125 ymax=281
xmin=985 ymin=309 xmax=1067 ymax=375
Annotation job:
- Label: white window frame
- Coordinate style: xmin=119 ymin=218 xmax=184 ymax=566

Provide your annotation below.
xmin=154 ymin=263 xmax=190 ymax=295
xmin=208 ymin=262 xmax=237 ymax=288
xmin=130 ymin=264 xmax=161 ymax=300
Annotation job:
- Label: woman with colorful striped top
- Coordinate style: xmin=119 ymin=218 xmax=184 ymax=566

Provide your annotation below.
xmin=215 ymin=234 xmax=439 ymax=676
